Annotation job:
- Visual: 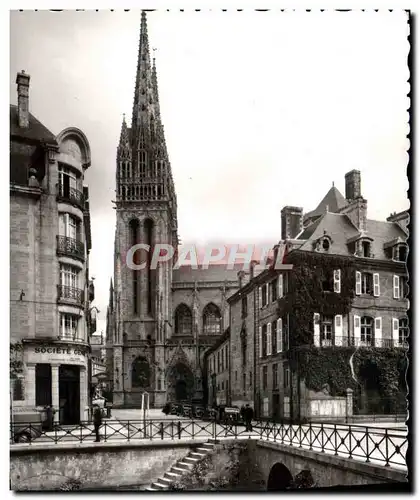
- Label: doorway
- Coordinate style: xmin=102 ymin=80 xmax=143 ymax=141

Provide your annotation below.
xmin=175 ymin=380 xmax=187 ymax=401
xmin=59 ymin=365 xmax=80 ymax=425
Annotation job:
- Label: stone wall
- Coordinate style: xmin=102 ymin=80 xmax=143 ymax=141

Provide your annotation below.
xmin=253 ymin=440 xmax=407 ymax=488
xmin=10 ymin=441 xmax=201 ymax=491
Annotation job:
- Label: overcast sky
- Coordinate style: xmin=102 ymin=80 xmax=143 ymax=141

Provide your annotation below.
xmin=9 ymin=9 xmax=410 ymax=335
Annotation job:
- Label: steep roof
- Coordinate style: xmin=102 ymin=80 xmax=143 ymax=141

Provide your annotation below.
xmin=304 ymin=186 xmax=348 ymax=221
xmin=299 ymin=212 xmax=359 ymax=256
xmin=365 ymin=219 xmax=408 ymax=260
xmin=172 ymin=263 xmax=244 ymax=284
xmin=10 ymin=104 xmax=57 ymax=145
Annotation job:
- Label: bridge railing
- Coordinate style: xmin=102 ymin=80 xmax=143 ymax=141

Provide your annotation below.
xmin=10 ymin=418 xmax=407 ymax=469
xmin=254 ymin=420 xmax=407 ymax=469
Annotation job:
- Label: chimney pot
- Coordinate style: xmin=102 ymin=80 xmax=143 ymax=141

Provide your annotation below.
xmin=16 ymin=70 xmax=30 ymax=129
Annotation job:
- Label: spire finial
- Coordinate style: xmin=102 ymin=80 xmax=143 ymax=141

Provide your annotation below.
xmin=332 ymin=181 xmax=334 ymax=187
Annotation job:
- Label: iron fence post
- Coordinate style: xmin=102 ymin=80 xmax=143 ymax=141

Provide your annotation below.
xmin=321 ymin=423 xmax=324 ymax=452
xmin=178 ymin=421 xmax=181 ymax=439
xmin=385 ymin=428 xmax=389 ymax=466
xmin=160 ymin=422 xmax=164 ymax=439
xmin=127 ymin=420 xmax=130 ymax=441
xmin=334 ymin=424 xmax=338 ymax=456
xmin=348 ymin=425 xmax=352 ymax=459
xmin=365 ymin=427 xmax=369 ymax=462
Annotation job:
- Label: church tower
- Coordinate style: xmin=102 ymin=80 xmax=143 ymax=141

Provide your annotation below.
xmin=112 ymin=11 xmax=178 ymax=408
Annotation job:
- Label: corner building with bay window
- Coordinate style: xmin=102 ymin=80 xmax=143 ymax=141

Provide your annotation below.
xmin=10 ymin=70 xmax=96 ymax=424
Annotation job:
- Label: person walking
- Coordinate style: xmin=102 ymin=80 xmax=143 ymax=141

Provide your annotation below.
xmin=245 ymin=404 xmax=254 ymax=432
xmin=93 ymin=405 xmax=102 ymax=442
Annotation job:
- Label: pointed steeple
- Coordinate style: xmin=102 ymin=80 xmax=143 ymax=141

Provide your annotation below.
xmin=117 ymin=114 xmax=131 ymax=158
xmin=131 ymin=10 xmax=154 ymax=143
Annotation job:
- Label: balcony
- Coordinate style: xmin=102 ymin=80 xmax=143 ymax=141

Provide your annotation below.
xmin=57 ymin=235 xmax=84 ymax=261
xmin=316 ymin=336 xmax=408 ymax=349
xmin=57 ymin=285 xmax=85 ymax=307
xmin=56 ymin=183 xmax=84 ymax=210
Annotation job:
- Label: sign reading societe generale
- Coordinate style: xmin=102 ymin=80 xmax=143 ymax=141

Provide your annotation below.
xmin=27 ymin=344 xmax=88 ymax=366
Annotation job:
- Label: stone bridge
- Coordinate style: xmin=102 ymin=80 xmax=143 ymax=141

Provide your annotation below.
xmin=250 ymin=440 xmax=406 ymax=489
xmin=10 ymin=438 xmax=407 ymax=491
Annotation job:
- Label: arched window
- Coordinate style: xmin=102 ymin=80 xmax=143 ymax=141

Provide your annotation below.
xmin=203 ymin=303 xmax=222 ymax=335
xmin=399 ymin=317 xmax=408 ymax=345
xmin=175 ymin=304 xmax=193 ymax=335
xmin=361 ymin=316 xmax=374 ymax=346
xmin=131 ymin=357 xmax=150 ymax=388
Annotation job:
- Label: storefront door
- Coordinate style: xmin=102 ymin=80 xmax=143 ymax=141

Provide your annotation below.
xmin=59 ymin=365 xmax=80 ymax=425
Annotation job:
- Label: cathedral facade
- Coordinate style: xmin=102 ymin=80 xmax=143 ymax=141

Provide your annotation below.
xmin=106 ymin=12 xmax=242 ymax=408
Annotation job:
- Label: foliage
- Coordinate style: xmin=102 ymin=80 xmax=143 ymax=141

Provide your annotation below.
xmin=290 ymin=470 xmax=317 ymax=489
xmin=168 ymin=442 xmax=264 ymax=491
xmin=10 ymin=342 xmax=24 ymax=379
xmin=279 ymin=251 xmax=356 ymax=348
xmin=59 ymin=478 xmax=83 ymax=491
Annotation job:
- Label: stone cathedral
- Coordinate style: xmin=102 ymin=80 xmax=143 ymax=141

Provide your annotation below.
xmin=106 ymin=11 xmax=242 ymax=408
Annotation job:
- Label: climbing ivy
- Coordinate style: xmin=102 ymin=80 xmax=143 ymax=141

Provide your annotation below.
xmin=10 ymin=341 xmax=24 ymax=379
xmin=292 ymin=346 xmax=407 ymax=400
xmin=278 ymin=250 xmax=407 ymax=403
xmin=278 ymin=250 xmax=357 ymax=348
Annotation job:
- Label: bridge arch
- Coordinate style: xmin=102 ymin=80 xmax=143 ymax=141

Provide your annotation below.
xmin=267 ymin=462 xmax=293 ymax=491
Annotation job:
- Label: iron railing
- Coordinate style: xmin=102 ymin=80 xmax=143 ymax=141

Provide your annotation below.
xmin=56 ymin=183 xmax=84 ymax=209
xmin=315 ymin=336 xmax=408 ymax=349
xmin=10 ymin=419 xmax=407 ymax=469
xmin=57 ymin=285 xmax=84 ymax=306
xmin=56 ymin=235 xmax=84 ymax=261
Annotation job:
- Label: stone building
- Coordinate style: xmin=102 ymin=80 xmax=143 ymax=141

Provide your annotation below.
xmin=229 ymin=170 xmax=409 ymax=420
xmin=10 ymin=70 xmax=96 ymax=424
xmin=106 ymin=12 xmax=242 ymax=408
xmin=205 ymin=329 xmax=230 ymax=406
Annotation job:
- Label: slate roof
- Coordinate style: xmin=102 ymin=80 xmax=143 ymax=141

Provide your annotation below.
xmin=172 ymin=263 xmax=244 ymax=284
xmin=10 ymin=105 xmax=57 ymax=145
xmin=304 ymin=186 xmax=348 ymax=221
xmin=365 ymin=219 xmax=407 ymax=260
xmin=298 ymin=213 xmax=359 ymax=256
xmin=295 ymin=211 xmax=408 ymax=260
xmin=10 ymin=104 xmax=57 ymax=187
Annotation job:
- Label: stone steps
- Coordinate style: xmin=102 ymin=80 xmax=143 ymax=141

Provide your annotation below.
xmin=145 ymin=440 xmax=215 ymax=491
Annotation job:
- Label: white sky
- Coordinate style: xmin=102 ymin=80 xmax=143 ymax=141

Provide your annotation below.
xmin=9 ymin=9 xmax=410 ymax=336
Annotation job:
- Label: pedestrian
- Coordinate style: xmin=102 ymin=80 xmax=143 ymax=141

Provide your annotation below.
xmin=240 ymin=405 xmax=246 ymax=425
xmin=93 ymin=404 xmax=102 ymax=442
xmin=245 ymin=404 xmax=254 ymax=432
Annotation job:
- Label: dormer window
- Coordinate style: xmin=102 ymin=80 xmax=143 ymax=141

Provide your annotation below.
xmin=313 ymin=234 xmax=333 ymax=253
xmin=396 ymin=244 xmax=408 ymax=262
xmin=362 ymin=241 xmax=371 ymax=258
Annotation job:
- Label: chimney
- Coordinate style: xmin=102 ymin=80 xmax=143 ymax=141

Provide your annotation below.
xmin=16 ymin=70 xmax=30 ymax=129
xmin=237 ymin=270 xmax=250 ymax=289
xmin=345 ymin=170 xmax=361 ymax=201
xmin=281 ymin=206 xmax=303 ymax=240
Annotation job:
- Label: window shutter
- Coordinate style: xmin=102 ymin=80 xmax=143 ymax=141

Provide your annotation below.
xmin=259 ymin=287 xmax=262 ymax=309
xmin=354 ymin=315 xmax=361 ymax=346
xmin=267 ymin=283 xmax=271 ymax=304
xmin=392 ymin=318 xmax=399 ymax=347
xmin=334 ymin=315 xmax=343 ymax=346
xmin=374 ymin=317 xmax=382 ymax=347
xmin=373 ymin=273 xmax=380 ymax=297
xmin=259 ymin=326 xmax=262 ymax=358
xmin=313 ymin=313 xmax=320 ymax=347
xmin=59 ymin=214 xmax=65 ymax=236
xmin=276 ymin=318 xmax=283 ymax=353
xmin=333 ymin=269 xmax=341 ymax=294
xmin=267 ymin=323 xmax=272 ymax=356
xmin=393 ymin=275 xmax=400 ymax=299
xmin=278 ymin=274 xmax=284 ymax=298
xmin=355 ymin=271 xmax=362 ymax=295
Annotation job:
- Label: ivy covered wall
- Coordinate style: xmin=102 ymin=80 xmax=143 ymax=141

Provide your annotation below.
xmin=278 ymin=250 xmax=408 ymax=408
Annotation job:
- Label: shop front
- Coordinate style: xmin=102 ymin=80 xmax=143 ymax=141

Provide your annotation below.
xmin=20 ymin=340 xmax=89 ymax=424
